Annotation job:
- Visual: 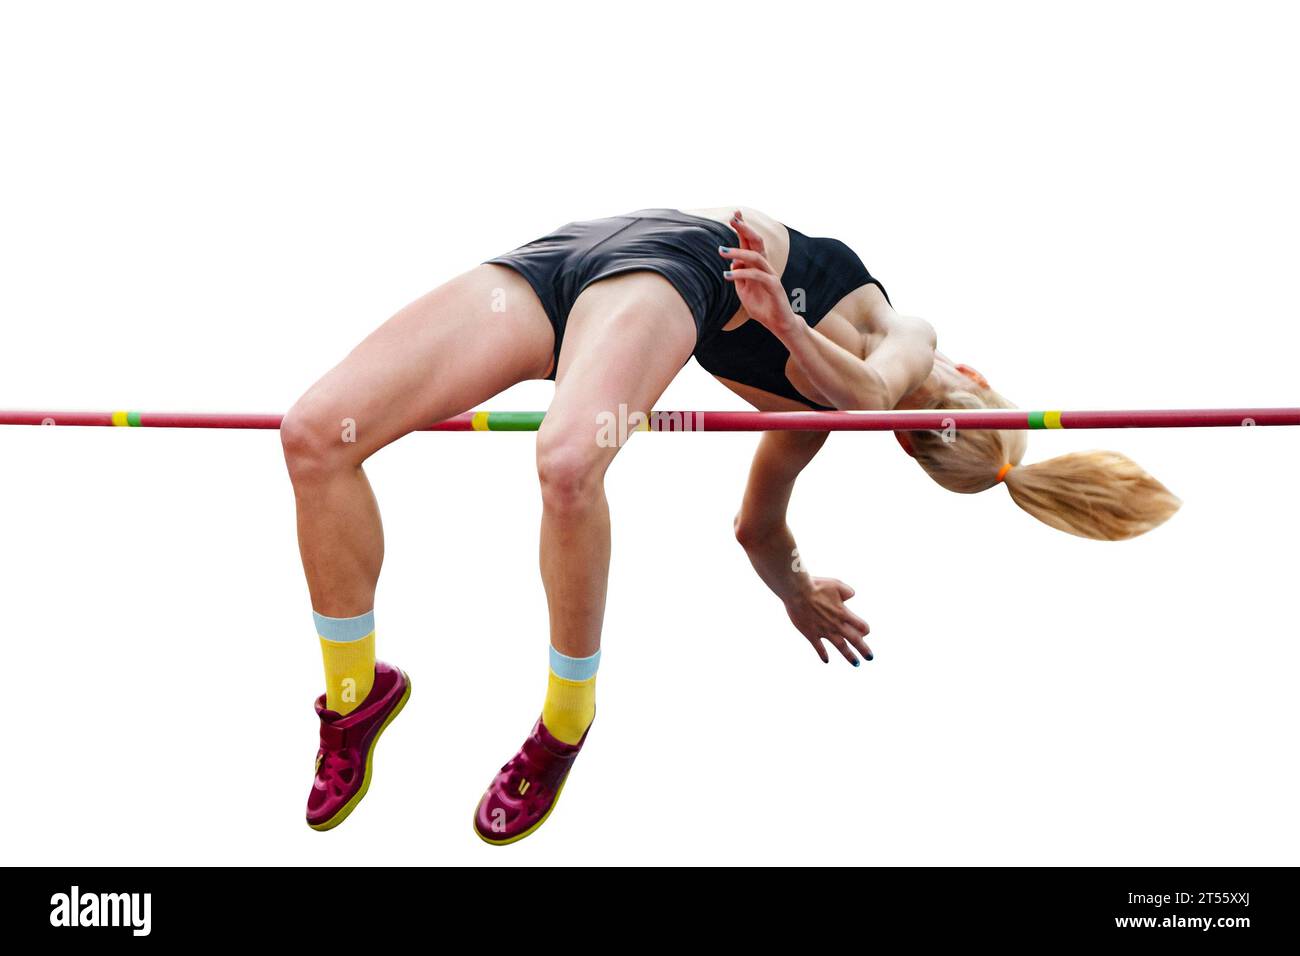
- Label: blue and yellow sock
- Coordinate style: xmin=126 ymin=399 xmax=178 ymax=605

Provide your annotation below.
xmin=314 ymin=610 xmax=376 ymax=716
xmin=542 ymin=646 xmax=599 ymax=745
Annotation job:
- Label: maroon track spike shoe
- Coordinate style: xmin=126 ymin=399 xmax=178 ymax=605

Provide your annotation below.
xmin=307 ymin=661 xmax=411 ymax=831
xmin=474 ymin=716 xmax=591 ymax=845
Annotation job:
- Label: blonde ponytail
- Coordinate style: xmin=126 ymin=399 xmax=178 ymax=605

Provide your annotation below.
xmin=906 ymin=386 xmax=1181 ymax=540
xmin=1001 ymin=450 xmax=1181 ymax=540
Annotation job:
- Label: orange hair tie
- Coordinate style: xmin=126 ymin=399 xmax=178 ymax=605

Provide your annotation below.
xmin=995 ymin=462 xmax=1014 ymax=483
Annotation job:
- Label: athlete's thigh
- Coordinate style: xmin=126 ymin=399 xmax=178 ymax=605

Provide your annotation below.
xmin=542 ymin=271 xmax=697 ymax=456
xmin=292 ymin=263 xmax=554 ymax=459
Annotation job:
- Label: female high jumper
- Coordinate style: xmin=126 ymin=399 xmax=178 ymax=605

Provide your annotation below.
xmin=280 ymin=208 xmax=1179 ymax=843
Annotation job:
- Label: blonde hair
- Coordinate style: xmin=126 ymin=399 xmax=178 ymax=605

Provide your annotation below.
xmin=902 ymin=387 xmax=1182 ymax=541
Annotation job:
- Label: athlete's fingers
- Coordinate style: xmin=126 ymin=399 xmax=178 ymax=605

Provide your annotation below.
xmin=836 ymin=615 xmax=870 ymax=652
xmin=841 ymin=607 xmax=869 ymax=635
xmin=838 ymin=616 xmax=869 ymax=645
xmin=826 ymin=634 xmax=861 ymax=667
xmin=806 ymin=635 xmax=830 ymax=663
xmin=730 ymin=213 xmax=766 ymax=254
xmin=730 ymin=211 xmax=751 ymax=250
xmin=722 ymin=267 xmax=780 ymax=287
xmin=847 ymin=632 xmax=874 ymax=662
xmin=834 ymin=580 xmax=856 ymax=600
xmin=718 ymin=246 xmax=775 ymax=272
xmin=735 ymin=219 xmax=766 ymax=253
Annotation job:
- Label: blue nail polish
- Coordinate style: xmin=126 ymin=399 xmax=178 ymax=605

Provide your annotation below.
xmin=723 ymin=270 xmax=733 ymax=278
xmin=866 ymin=653 xmax=874 ymax=661
xmin=852 ymin=659 xmax=861 ymax=667
xmin=719 ymin=245 xmax=730 ymax=253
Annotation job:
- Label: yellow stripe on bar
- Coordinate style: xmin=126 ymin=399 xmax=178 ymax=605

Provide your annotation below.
xmin=111 ymin=410 xmax=131 ymax=427
xmin=470 ymin=411 xmax=490 ymax=431
xmin=1043 ymin=410 xmax=1063 ymax=429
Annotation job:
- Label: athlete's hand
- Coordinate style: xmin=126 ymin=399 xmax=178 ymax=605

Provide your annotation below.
xmin=720 ymin=210 xmax=799 ymax=338
xmin=783 ymin=577 xmax=873 ymax=666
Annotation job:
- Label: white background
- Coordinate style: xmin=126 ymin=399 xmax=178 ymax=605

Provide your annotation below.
xmin=1 ymin=1 xmax=1296 ymax=865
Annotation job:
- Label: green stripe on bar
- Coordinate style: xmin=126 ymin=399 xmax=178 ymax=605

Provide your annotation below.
xmin=127 ymin=411 xmax=143 ymax=427
xmin=1027 ymin=411 xmax=1046 ymax=429
xmin=488 ymin=411 xmax=545 ymax=431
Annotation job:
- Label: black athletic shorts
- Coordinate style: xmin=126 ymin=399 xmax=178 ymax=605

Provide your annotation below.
xmin=484 ymin=208 xmax=740 ymax=380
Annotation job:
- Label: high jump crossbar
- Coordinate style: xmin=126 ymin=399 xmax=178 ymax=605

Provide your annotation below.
xmin=1 ymin=408 xmax=1298 ymax=431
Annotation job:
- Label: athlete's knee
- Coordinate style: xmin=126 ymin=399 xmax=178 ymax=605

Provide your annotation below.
xmin=281 ymin=398 xmax=359 ymax=484
xmin=536 ymin=429 xmax=606 ymax=516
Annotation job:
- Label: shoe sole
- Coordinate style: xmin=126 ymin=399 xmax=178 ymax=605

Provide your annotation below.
xmin=308 ymin=671 xmax=412 ymax=832
xmin=472 ymin=775 xmax=571 ymax=846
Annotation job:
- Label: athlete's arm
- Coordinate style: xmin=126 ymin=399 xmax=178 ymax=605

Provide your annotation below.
xmin=721 ymin=215 xmax=932 ymax=410
xmin=781 ymin=312 xmax=932 ymax=411
xmin=733 ymin=429 xmax=825 ymax=576
xmin=734 ymin=430 xmax=871 ymax=666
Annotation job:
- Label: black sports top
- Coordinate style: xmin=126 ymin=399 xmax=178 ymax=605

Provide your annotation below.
xmin=694 ymin=226 xmax=890 ymax=410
